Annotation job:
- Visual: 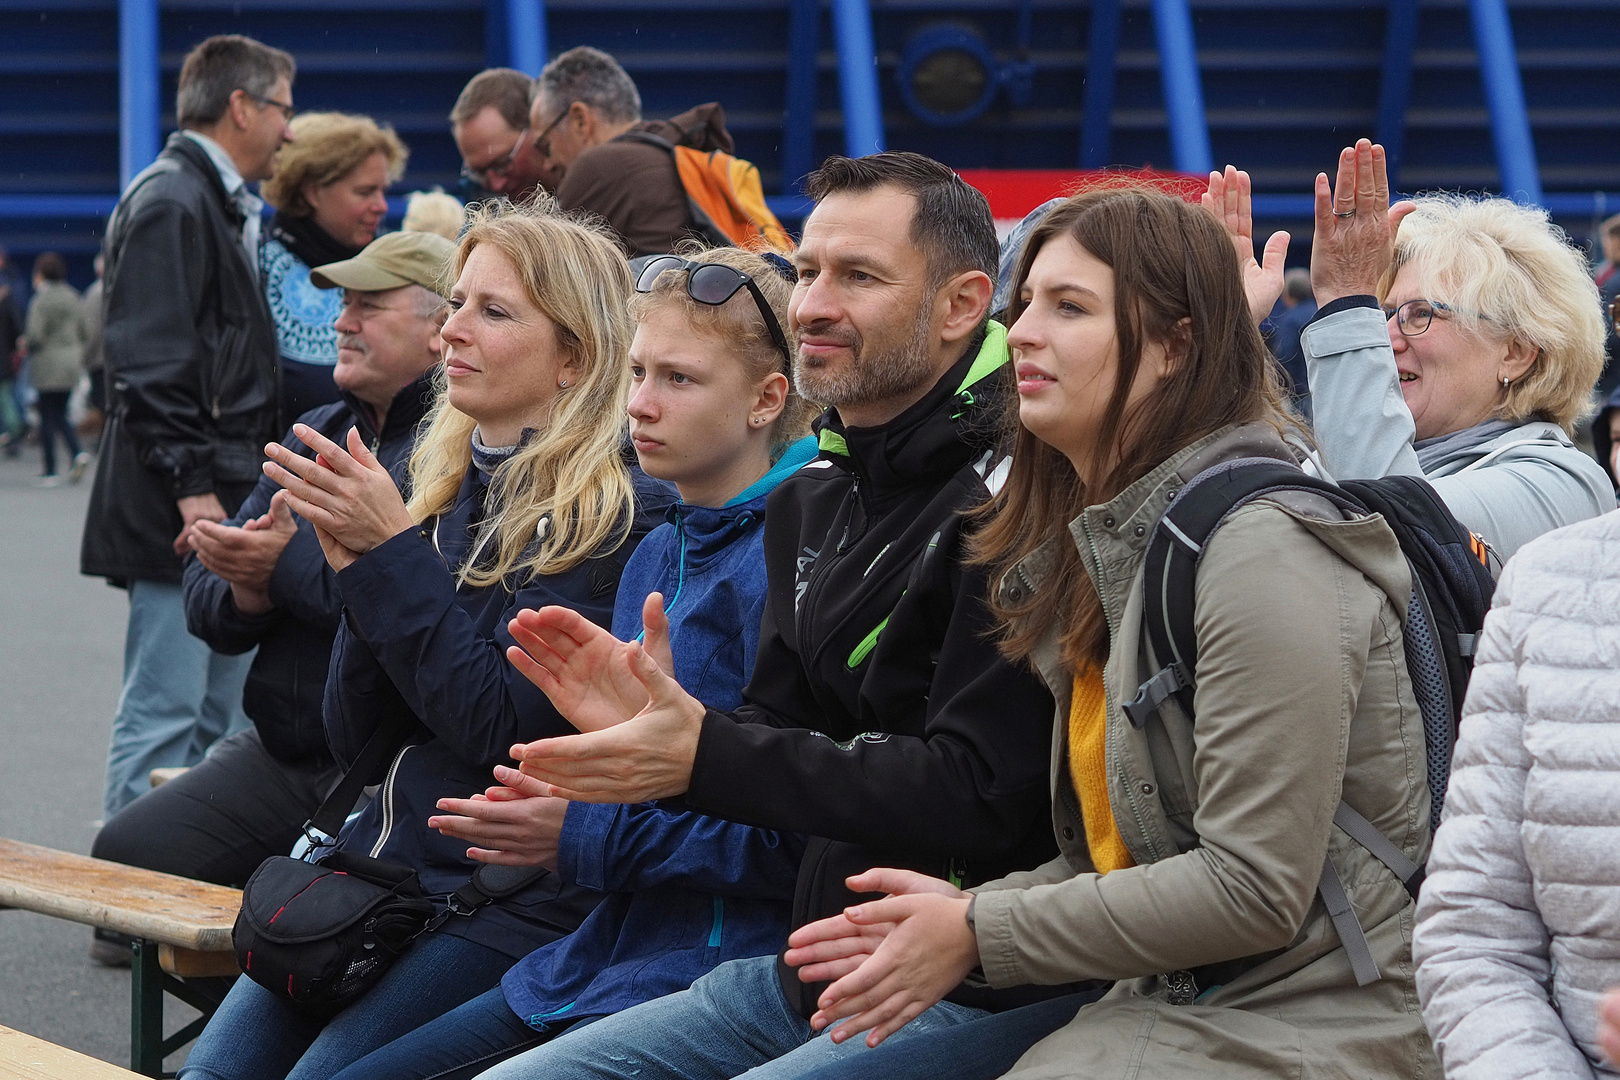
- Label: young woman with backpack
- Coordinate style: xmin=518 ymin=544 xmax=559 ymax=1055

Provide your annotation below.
xmin=779 ymin=186 xmax=1440 ymax=1080
xmin=176 ymin=203 xmax=672 ymax=1080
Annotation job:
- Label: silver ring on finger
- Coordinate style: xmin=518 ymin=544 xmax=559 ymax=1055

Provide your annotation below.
xmin=1333 ymin=207 xmax=1357 ymax=218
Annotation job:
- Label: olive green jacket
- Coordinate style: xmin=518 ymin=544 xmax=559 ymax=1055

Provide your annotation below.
xmin=972 ymin=423 xmax=1439 ymax=1080
xmin=24 ymin=279 xmax=86 ymax=392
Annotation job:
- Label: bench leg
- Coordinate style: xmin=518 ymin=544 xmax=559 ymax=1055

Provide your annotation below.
xmin=130 ymin=938 xmax=228 ymax=1078
xmin=131 ymin=939 xmax=164 ymax=1077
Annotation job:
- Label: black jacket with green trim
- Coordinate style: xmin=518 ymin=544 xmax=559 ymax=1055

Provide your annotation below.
xmin=684 ymin=326 xmax=1058 ymax=898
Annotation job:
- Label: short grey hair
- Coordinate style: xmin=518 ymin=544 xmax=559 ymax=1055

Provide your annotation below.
xmin=1283 ymin=267 xmax=1313 ymax=303
xmin=536 ymin=47 xmax=640 ymax=125
xmin=409 ymin=282 xmax=447 ymax=321
xmin=176 ymin=35 xmax=295 ymax=129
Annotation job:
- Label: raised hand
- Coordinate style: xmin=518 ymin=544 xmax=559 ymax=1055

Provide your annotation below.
xmin=1202 ymin=165 xmax=1291 ymax=326
xmin=783 ymin=868 xmax=976 ymax=1049
xmin=428 ymin=766 xmax=569 ymax=868
xmin=508 ymin=642 xmax=706 ymax=803
xmin=1310 ymin=139 xmax=1417 ymax=306
xmin=262 ymin=425 xmax=415 ymax=569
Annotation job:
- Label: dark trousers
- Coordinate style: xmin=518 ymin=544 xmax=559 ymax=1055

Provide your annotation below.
xmin=35 ymin=389 xmax=80 ymax=475
xmin=92 ymin=727 xmax=341 ymax=888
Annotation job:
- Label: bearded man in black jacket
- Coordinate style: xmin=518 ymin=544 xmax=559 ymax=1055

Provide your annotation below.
xmin=449 ymin=152 xmax=1078 ymax=1080
xmin=82 ymin=35 xmax=296 ymax=820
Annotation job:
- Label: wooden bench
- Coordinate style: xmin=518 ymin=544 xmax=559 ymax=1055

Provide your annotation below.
xmin=0 ymin=840 xmax=241 ymax=1078
xmin=0 ymin=1026 xmax=143 ymax=1080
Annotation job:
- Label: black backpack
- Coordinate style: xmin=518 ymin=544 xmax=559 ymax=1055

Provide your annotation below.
xmin=1122 ymin=456 xmax=1495 ymax=986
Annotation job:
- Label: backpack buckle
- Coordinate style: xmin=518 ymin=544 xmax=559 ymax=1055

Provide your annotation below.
xmin=1122 ymin=664 xmax=1189 ymax=729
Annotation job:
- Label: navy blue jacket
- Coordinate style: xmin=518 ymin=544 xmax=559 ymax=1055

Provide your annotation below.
xmin=323 ymin=452 xmax=675 ymax=959
xmin=182 ymin=376 xmax=434 ymax=763
xmin=499 ymin=438 xmax=817 ymax=1026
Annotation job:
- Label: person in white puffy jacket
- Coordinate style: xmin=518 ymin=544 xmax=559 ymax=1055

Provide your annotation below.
xmin=1412 ymin=506 xmax=1620 ymax=1078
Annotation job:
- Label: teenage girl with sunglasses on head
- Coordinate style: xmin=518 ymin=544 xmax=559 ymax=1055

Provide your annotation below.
xmin=319 ymin=246 xmax=820 ymax=1080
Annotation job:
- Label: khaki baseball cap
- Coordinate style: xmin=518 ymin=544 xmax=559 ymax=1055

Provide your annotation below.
xmin=310 ymin=230 xmax=457 ymax=299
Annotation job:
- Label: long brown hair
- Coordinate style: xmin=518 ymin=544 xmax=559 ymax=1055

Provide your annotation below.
xmin=971 ymin=185 xmax=1289 ymax=669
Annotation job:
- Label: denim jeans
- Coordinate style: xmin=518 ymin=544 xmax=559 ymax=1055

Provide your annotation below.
xmin=325 ymin=986 xmax=561 ymax=1080
xmin=789 ymin=991 xmax=1102 ymax=1080
xmin=476 ymin=954 xmax=987 ymax=1080
xmin=177 ymin=931 xmax=515 ymax=1080
xmin=102 ymin=580 xmax=254 ymax=817
xmin=35 ymin=389 xmax=80 ymax=475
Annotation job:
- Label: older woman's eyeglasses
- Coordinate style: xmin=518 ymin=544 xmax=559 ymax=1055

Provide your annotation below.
xmin=1380 ymin=298 xmax=1455 ymax=336
xmin=634 ymin=255 xmax=793 ymax=365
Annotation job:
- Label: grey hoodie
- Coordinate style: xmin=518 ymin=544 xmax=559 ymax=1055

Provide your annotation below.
xmin=1300 ymin=302 xmax=1613 ymax=563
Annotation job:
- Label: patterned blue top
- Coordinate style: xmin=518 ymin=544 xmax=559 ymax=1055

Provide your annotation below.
xmin=260 ymin=236 xmax=341 ymax=366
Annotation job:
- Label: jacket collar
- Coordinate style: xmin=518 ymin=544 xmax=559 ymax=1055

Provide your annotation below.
xmin=163 ymin=132 xmax=245 ymax=227
xmin=338 ymin=372 xmax=437 ymax=446
xmin=664 ymin=435 xmax=818 ymax=570
xmin=813 ymin=321 xmax=1009 ymax=500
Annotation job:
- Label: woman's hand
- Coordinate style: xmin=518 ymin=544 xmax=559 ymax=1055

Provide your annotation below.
xmin=1310 ymin=139 xmax=1417 ymax=307
xmin=508 ymin=642 xmax=705 ymax=803
xmin=784 ymin=869 xmax=977 ymax=1049
xmin=1599 ymin=988 xmax=1620 ymax=1065
xmin=429 ymin=766 xmax=569 ymax=868
xmin=1202 ymin=165 xmax=1291 ymax=327
xmin=261 ymin=425 xmax=415 ymax=569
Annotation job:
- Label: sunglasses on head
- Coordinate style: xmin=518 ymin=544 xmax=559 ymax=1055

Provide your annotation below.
xmin=634 ymin=255 xmax=793 ymax=365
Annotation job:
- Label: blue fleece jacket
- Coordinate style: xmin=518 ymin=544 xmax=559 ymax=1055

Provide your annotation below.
xmin=499 ymin=437 xmax=817 ymax=1028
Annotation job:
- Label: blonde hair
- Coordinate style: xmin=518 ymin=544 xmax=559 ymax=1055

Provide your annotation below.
xmin=629 ymin=243 xmax=817 ymax=454
xmin=1380 ymin=194 xmax=1605 ymax=433
xmin=405 ymin=200 xmax=635 ymax=587
xmin=262 ymin=112 xmax=408 ymax=217
xmin=402 ymin=188 xmax=466 ymax=240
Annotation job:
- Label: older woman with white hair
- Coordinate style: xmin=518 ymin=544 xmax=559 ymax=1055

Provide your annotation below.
xmin=1296 ymin=139 xmax=1613 ymax=562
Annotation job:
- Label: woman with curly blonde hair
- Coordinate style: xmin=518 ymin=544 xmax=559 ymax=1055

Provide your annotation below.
xmin=260 ymin=111 xmax=407 ymax=417
xmin=176 ymin=202 xmax=673 ymax=1080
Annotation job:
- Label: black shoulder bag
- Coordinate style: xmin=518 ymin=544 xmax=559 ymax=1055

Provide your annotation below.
xmin=233 ymin=719 xmax=545 ymax=1018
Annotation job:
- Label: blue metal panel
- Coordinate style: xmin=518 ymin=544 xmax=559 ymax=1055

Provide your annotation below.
xmin=1467 ymin=0 xmax=1541 ymax=204
xmin=782 ymin=0 xmax=819 ymax=192
xmin=1080 ymin=0 xmax=1122 ymax=168
xmin=119 ymin=0 xmax=159 ymax=190
xmin=1149 ymin=0 xmax=1212 ymax=175
xmin=1375 ymin=0 xmax=1419 ymax=191
xmin=830 ymin=0 xmax=884 ymax=156
xmin=506 ymin=0 xmax=547 ymax=75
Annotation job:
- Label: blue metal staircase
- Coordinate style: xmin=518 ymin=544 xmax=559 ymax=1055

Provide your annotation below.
xmin=3 ymin=0 xmax=1619 ymax=286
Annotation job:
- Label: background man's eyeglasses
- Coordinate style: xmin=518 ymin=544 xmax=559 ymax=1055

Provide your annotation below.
xmin=460 ymin=129 xmax=527 ymax=187
xmin=244 ymin=92 xmax=295 ymax=122
xmin=531 ymin=104 xmax=572 ymax=162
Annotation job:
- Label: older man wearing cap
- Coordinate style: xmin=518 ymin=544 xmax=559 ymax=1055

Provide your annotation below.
xmin=89 ymin=231 xmax=455 ymax=951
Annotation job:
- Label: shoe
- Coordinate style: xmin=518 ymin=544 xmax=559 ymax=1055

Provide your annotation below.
xmin=90 ymin=927 xmax=133 ymax=968
xmin=69 ymin=451 xmax=91 ymax=483
xmin=32 ymin=474 xmax=63 ymax=488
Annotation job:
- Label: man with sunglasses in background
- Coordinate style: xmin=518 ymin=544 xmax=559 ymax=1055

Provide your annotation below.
xmin=530 ymin=46 xmax=737 ymax=256
xmin=82 ymin=35 xmax=297 ymax=963
xmin=450 ymin=68 xmax=559 ymax=204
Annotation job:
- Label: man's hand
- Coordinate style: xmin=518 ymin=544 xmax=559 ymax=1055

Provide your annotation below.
xmin=509 ymin=642 xmax=705 ymax=803
xmin=1600 ymin=988 xmax=1620 ymax=1065
xmin=174 ymin=492 xmax=228 ymax=556
xmin=1202 ymin=165 xmax=1291 ymax=327
xmin=1311 ymin=139 xmax=1417 ymax=307
xmin=429 ymin=766 xmax=569 ymax=868
xmin=190 ymin=490 xmax=297 ymax=615
xmin=507 ymin=598 xmax=675 ymax=734
xmin=262 ymin=425 xmax=414 ymax=568
xmin=783 ymin=869 xmax=977 ymax=1049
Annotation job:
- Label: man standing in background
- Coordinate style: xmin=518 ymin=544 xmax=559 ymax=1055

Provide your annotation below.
xmin=81 ymin=34 xmax=295 ymax=822
xmin=450 ymin=67 xmax=558 ymax=203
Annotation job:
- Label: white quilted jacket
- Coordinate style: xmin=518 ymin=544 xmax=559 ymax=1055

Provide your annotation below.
xmin=1414 ymin=509 xmax=1620 ymax=1079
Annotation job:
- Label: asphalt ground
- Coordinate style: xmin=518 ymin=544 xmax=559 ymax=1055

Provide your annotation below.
xmin=0 ymin=442 xmax=204 ymax=1070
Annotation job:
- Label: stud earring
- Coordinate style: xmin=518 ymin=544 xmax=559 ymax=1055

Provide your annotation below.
xmin=1501 ymin=376 xmax=1510 ymax=389
xmin=559 ymin=380 xmax=569 ymax=389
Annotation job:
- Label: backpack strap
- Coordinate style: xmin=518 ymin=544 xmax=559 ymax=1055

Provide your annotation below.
xmin=1317 ymin=858 xmax=1381 ymax=986
xmin=1129 ymin=458 xmax=1352 ymax=729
